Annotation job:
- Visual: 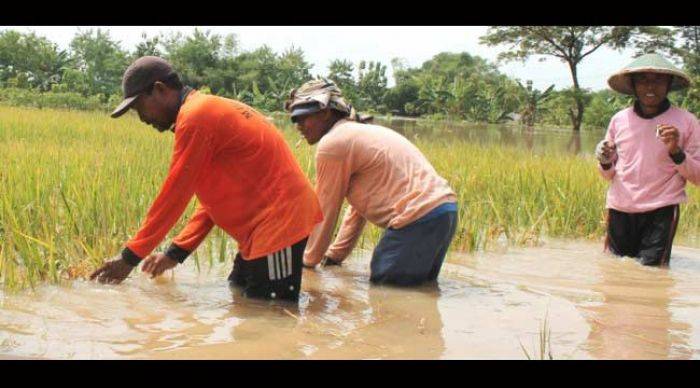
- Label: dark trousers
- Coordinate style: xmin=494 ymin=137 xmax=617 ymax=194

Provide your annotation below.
xmin=228 ymin=237 xmax=307 ymax=301
xmin=605 ymin=205 xmax=680 ymax=266
xmin=370 ymin=211 xmax=458 ymax=286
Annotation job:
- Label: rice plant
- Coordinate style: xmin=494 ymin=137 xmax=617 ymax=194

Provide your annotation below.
xmin=1 ymin=105 xmax=699 ymax=290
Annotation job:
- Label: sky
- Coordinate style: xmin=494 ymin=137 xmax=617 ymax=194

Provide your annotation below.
xmin=0 ymin=26 xmax=641 ymax=91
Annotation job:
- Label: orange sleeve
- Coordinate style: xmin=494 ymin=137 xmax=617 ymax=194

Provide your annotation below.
xmin=124 ymin=123 xmax=213 ymax=261
xmin=171 ymin=204 xmax=215 ymax=252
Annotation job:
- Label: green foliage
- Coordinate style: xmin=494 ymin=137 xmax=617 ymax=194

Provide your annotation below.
xmin=583 ymin=90 xmax=632 ymax=129
xmin=680 ymin=73 xmax=700 ymax=114
xmin=480 ymin=26 xmax=638 ymax=131
xmin=0 ymin=30 xmax=71 ymax=91
xmin=1 ymin=28 xmax=698 ymax=127
xmin=539 ymin=88 xmax=593 ymax=128
xmin=0 ymin=88 xmax=109 ymax=111
xmin=160 ymin=29 xmax=234 ymax=91
xmin=356 ymin=61 xmax=388 ymax=111
xmin=67 ymin=29 xmax=129 ymax=99
xmin=132 ymin=33 xmax=162 ymax=58
xmin=392 ymin=52 xmax=523 ymax=123
xmin=518 ymin=80 xmax=555 ymax=127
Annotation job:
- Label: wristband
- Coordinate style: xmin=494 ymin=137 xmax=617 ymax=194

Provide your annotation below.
xmin=121 ymin=247 xmax=141 ymax=267
xmin=165 ymin=243 xmax=191 ymax=263
xmin=670 ymin=150 xmax=686 ymax=165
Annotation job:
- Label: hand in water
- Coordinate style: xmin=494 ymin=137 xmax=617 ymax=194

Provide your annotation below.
xmin=657 ymin=124 xmax=681 ymax=155
xmin=595 ymin=139 xmax=617 ymax=165
xmin=89 ymin=254 xmax=135 ymax=284
xmin=141 ymin=253 xmax=178 ymax=278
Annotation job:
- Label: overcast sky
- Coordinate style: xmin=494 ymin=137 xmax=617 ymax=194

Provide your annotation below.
xmin=1 ymin=26 xmax=640 ymax=91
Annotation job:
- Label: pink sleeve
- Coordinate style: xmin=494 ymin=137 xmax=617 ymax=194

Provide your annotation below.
xmin=598 ymin=118 xmax=617 ymax=181
xmin=303 ymin=153 xmax=351 ymax=266
xmin=325 ymin=205 xmax=367 ymax=262
xmin=675 ymin=115 xmax=700 ymax=186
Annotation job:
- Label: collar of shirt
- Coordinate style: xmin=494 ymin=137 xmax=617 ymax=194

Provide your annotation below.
xmin=633 ymin=98 xmax=671 ymax=119
xmin=173 ymin=86 xmax=194 ymax=133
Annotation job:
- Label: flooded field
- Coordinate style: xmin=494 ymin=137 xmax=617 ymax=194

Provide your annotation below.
xmin=2 ymin=239 xmax=700 ymax=360
xmin=379 ymin=117 xmax=604 ymax=156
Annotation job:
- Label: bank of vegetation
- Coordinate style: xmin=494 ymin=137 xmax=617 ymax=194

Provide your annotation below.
xmin=1 ymin=27 xmax=699 ymax=131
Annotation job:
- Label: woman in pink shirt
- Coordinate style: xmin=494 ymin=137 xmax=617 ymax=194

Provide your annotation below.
xmin=596 ymin=53 xmax=700 ymax=266
xmin=285 ymin=79 xmax=458 ymax=286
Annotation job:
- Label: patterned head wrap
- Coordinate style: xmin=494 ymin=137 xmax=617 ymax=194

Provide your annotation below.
xmin=284 ymin=78 xmax=372 ymax=123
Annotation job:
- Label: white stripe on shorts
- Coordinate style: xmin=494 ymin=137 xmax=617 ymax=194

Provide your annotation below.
xmin=267 ymin=246 xmax=294 ymax=280
xmin=280 ymin=248 xmax=287 ymax=278
xmin=267 ymin=253 xmax=276 ymax=280
xmin=285 ymin=246 xmax=292 ymax=277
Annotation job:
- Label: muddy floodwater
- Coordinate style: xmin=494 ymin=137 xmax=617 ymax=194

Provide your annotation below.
xmin=2 ymin=239 xmax=700 ymax=359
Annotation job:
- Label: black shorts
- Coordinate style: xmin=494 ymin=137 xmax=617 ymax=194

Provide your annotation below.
xmin=605 ymin=205 xmax=680 ymax=266
xmin=228 ymin=237 xmax=307 ymax=301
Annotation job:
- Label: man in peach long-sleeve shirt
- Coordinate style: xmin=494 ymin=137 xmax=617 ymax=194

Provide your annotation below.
xmin=596 ymin=53 xmax=700 ymax=266
xmin=285 ymin=79 xmax=458 ymax=286
xmin=89 ymin=57 xmax=322 ymax=301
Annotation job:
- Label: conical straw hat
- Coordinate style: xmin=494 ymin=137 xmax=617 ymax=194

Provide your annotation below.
xmin=607 ymin=53 xmax=691 ymax=95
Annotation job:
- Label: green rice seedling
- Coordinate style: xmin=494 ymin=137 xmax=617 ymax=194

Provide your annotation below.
xmin=520 ymin=313 xmax=554 ymax=360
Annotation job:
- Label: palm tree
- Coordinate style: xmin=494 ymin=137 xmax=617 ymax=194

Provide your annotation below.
xmin=518 ymin=80 xmax=555 ymax=127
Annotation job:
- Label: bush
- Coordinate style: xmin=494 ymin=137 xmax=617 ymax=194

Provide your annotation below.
xmin=0 ymin=87 xmax=117 ymax=111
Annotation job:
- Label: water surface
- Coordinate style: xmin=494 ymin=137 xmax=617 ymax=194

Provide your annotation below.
xmin=2 ymin=240 xmax=699 ymax=359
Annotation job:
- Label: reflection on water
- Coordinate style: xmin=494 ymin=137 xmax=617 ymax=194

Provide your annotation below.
xmin=583 ymin=261 xmax=691 ymax=359
xmin=1 ymin=240 xmax=700 ymax=359
xmin=376 ymin=118 xmax=600 ymax=155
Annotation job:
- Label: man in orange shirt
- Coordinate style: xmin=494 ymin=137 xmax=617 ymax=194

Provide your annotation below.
xmin=90 ymin=56 xmax=322 ymax=301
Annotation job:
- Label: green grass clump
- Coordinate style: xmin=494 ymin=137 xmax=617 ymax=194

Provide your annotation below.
xmin=1 ymin=105 xmax=699 ymax=290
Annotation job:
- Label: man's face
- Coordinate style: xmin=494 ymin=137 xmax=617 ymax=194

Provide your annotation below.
xmin=131 ymin=82 xmax=178 ymax=132
xmin=633 ymin=72 xmax=671 ymax=109
xmin=294 ymin=109 xmax=332 ymax=145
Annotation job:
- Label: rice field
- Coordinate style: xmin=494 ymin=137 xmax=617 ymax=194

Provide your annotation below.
xmin=1 ymin=105 xmax=699 ymax=290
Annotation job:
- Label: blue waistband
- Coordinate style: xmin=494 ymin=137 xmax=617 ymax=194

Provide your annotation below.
xmin=414 ymin=202 xmax=458 ymax=224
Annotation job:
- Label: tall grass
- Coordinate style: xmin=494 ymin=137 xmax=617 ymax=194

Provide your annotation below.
xmin=1 ymin=105 xmax=699 ymax=290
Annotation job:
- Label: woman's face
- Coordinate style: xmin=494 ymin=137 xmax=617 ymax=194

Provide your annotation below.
xmin=633 ymin=72 xmax=672 ymax=110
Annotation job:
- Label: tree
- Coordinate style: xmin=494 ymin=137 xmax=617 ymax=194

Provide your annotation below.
xmin=328 ymin=59 xmax=355 ymax=89
xmin=327 ymin=59 xmax=360 ymax=105
xmin=68 ymin=29 xmax=129 ymax=98
xmin=584 ymin=89 xmax=632 ymax=129
xmin=357 ymin=60 xmax=388 ymax=111
xmin=0 ymin=30 xmax=71 ymax=91
xmin=676 ymin=26 xmax=700 ymax=74
xmin=518 ymin=80 xmax=555 ymax=127
xmin=383 ymin=57 xmax=420 ymax=116
xmin=630 ymin=26 xmax=698 ymax=70
xmin=161 ymin=29 xmax=226 ymax=91
xmin=480 ymin=26 xmax=636 ymax=131
xmin=133 ymin=33 xmax=162 ymax=58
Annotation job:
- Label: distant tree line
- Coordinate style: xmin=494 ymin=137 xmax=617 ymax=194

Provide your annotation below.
xmin=1 ymin=27 xmax=698 ymax=130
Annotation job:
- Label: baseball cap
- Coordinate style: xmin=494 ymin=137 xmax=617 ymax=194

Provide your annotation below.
xmin=111 ymin=56 xmax=178 ymax=118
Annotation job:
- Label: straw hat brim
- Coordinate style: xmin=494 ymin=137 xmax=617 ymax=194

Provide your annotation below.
xmin=608 ymin=66 xmax=692 ymax=95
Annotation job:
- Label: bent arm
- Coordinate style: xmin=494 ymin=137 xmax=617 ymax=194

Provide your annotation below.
xmin=325 ymin=205 xmax=367 ymax=262
xmin=121 ymin=124 xmax=213 ymax=265
xmin=165 ymin=204 xmax=215 ymax=263
xmin=303 ymin=154 xmax=351 ymax=267
xmin=675 ymin=118 xmax=700 ymax=186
